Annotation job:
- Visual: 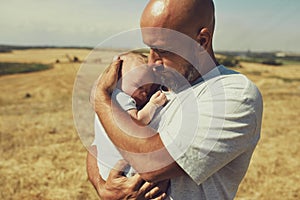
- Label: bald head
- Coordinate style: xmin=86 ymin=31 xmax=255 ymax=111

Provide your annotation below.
xmin=141 ymin=0 xmax=215 ymax=43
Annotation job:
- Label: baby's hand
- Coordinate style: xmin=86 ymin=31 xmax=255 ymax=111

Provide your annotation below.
xmin=149 ymin=91 xmax=167 ymax=107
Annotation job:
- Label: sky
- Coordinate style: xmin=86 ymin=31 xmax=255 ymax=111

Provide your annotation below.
xmin=0 ymin=0 xmax=299 ymax=52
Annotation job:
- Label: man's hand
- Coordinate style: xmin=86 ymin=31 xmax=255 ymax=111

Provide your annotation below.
xmin=99 ymin=58 xmax=122 ymax=94
xmin=93 ymin=57 xmax=122 ymax=96
xmin=87 ymin=147 xmax=169 ymax=200
xmin=97 ymin=160 xmax=142 ymax=200
xmin=100 ymin=160 xmax=169 ymax=200
xmin=90 ymin=58 xmax=122 ymax=109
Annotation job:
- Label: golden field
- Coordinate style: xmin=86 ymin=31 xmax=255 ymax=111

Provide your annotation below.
xmin=0 ymin=49 xmax=299 ymax=199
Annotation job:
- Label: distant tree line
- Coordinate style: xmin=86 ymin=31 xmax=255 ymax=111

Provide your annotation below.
xmin=0 ymin=45 xmax=92 ymax=53
xmin=0 ymin=62 xmax=53 ymax=75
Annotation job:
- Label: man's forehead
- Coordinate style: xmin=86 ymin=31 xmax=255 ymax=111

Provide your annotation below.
xmin=142 ymin=28 xmax=177 ymax=48
xmin=141 ymin=27 xmax=198 ymax=53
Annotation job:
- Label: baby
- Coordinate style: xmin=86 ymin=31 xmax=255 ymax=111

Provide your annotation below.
xmin=94 ymin=52 xmax=167 ymax=180
xmin=113 ymin=52 xmax=167 ymax=125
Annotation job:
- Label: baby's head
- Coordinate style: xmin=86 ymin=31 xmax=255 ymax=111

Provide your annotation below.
xmin=117 ymin=52 xmax=155 ymax=107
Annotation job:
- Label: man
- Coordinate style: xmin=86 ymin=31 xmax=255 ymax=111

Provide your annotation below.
xmin=87 ymin=0 xmax=263 ymax=199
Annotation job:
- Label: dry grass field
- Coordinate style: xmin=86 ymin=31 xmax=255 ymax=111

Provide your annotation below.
xmin=0 ymin=49 xmax=299 ymax=199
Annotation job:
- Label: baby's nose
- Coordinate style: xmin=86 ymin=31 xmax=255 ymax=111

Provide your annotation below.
xmin=141 ymin=90 xmax=148 ymax=97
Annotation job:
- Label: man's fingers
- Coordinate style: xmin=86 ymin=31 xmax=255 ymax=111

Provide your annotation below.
xmin=89 ymin=77 xmax=102 ymax=105
xmin=145 ymin=186 xmax=158 ymax=198
xmin=138 ymin=181 xmax=154 ymax=195
xmin=112 ymin=55 xmax=120 ymax=61
xmin=151 ymin=193 xmax=167 ymax=200
xmin=108 ymin=160 xmax=129 ymax=178
xmin=112 ymin=58 xmax=122 ymax=70
xmin=147 ymin=179 xmax=170 ymax=199
xmin=105 ymin=58 xmax=122 ymax=76
xmin=97 ymin=57 xmax=123 ymax=95
xmin=130 ymin=173 xmax=145 ymax=189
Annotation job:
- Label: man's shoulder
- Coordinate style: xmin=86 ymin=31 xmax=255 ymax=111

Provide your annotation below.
xmin=216 ymin=71 xmax=262 ymax=104
xmin=194 ymin=66 xmax=261 ymax=99
xmin=193 ymin=67 xmax=262 ymax=115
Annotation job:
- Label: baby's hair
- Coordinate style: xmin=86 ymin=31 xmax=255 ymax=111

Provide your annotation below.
xmin=116 ymin=51 xmax=158 ymax=101
xmin=118 ymin=51 xmax=148 ymax=78
xmin=118 ymin=51 xmax=148 ymax=63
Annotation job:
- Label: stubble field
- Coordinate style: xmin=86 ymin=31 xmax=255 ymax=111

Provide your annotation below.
xmin=0 ymin=49 xmax=299 ymax=199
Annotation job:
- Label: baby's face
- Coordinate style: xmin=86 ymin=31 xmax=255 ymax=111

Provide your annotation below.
xmin=121 ymin=67 xmax=155 ymax=106
xmin=131 ymin=82 xmax=153 ymax=107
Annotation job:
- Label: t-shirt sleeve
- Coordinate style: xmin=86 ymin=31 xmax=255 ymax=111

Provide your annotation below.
xmin=159 ymin=75 xmax=263 ymax=185
xmin=112 ymin=88 xmax=137 ymax=111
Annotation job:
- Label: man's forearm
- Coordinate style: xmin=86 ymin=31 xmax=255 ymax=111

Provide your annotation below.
xmin=86 ymin=146 xmax=105 ymax=197
xmin=96 ymin=90 xmax=163 ymax=153
xmin=95 ymin=90 xmax=182 ymax=181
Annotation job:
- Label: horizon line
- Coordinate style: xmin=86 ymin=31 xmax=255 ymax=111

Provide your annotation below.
xmin=0 ymin=44 xmax=299 ymax=54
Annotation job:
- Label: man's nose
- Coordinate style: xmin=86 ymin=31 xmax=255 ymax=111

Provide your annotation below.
xmin=148 ymin=49 xmax=163 ymax=66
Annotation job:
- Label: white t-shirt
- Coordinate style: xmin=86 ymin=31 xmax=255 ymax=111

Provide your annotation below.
xmin=94 ymin=65 xmax=263 ymax=199
xmin=94 ymin=88 xmax=137 ymax=180
xmin=150 ymin=65 xmax=263 ymax=199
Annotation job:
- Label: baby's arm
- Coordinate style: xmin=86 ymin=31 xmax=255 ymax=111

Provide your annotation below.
xmin=127 ymin=91 xmax=167 ymax=126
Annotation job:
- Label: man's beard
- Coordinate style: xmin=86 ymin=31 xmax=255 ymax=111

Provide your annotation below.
xmin=185 ymin=65 xmax=201 ymax=83
xmin=155 ymin=64 xmax=199 ymax=93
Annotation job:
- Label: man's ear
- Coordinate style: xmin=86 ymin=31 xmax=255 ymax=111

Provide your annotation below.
xmin=196 ymin=28 xmax=212 ymax=50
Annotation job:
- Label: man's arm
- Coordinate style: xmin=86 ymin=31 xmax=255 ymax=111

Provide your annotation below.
xmin=93 ymin=59 xmax=185 ymax=182
xmin=87 ymin=145 xmax=170 ymax=199
xmin=87 ymin=146 xmax=140 ymax=199
xmin=86 ymin=146 xmax=106 ymax=197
